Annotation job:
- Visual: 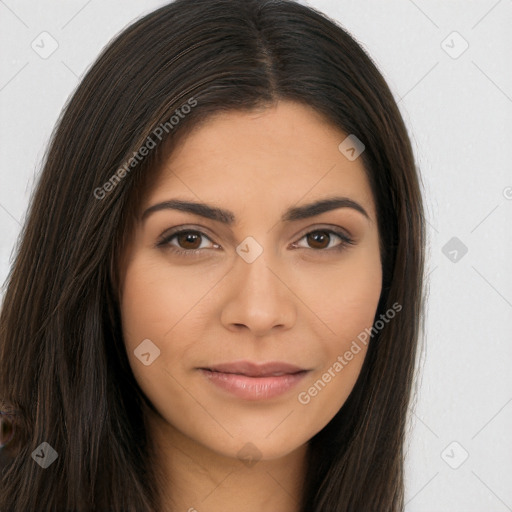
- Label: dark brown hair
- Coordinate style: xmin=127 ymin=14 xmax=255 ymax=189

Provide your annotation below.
xmin=0 ymin=0 xmax=425 ymax=510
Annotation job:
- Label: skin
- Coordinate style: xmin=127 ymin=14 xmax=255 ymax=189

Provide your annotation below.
xmin=118 ymin=100 xmax=382 ymax=512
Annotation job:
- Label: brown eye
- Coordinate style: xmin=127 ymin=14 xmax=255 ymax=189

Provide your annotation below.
xmin=306 ymin=231 xmax=331 ymax=249
xmin=293 ymin=228 xmax=354 ymax=252
xmin=156 ymin=229 xmax=219 ymax=255
xmin=176 ymin=231 xmax=202 ymax=250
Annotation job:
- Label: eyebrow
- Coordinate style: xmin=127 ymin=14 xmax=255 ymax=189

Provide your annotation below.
xmin=140 ymin=196 xmax=370 ymax=225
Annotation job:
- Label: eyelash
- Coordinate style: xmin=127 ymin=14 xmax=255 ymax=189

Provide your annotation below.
xmin=155 ymin=226 xmax=355 ymax=257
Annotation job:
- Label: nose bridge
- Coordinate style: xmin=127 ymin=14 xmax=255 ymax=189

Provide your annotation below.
xmin=235 ymin=247 xmax=283 ymax=307
xmin=233 ymin=231 xmax=279 ymax=291
xmin=240 ymin=237 xmax=272 ymax=282
xmin=220 ymin=242 xmax=296 ymax=334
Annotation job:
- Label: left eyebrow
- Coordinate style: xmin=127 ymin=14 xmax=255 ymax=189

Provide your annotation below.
xmin=140 ymin=196 xmax=371 ymax=225
xmin=282 ymin=197 xmax=370 ymax=222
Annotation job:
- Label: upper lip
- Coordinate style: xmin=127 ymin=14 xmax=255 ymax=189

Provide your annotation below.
xmin=201 ymin=361 xmax=306 ymax=377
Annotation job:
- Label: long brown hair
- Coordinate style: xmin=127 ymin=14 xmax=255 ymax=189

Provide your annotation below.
xmin=0 ymin=0 xmax=425 ymax=510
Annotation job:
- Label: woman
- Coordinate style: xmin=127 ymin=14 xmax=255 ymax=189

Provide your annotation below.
xmin=0 ymin=0 xmax=425 ymax=510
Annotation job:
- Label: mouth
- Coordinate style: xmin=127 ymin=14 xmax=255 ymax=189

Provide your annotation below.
xmin=198 ymin=361 xmax=310 ymax=400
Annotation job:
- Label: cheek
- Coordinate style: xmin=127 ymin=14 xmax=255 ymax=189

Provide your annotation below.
xmin=292 ymin=246 xmax=381 ymax=426
xmin=119 ymin=258 xmax=201 ymax=417
xmin=120 ymin=255 xmax=216 ymax=348
xmin=301 ymin=241 xmax=382 ymax=342
xmin=119 ymin=255 xmax=224 ymax=403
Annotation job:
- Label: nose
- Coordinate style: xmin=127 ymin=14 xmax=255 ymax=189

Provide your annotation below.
xmin=220 ymin=251 xmax=297 ymax=337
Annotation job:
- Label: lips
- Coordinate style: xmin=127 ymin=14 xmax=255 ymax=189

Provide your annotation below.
xmin=198 ymin=361 xmax=309 ymax=400
xmin=202 ymin=361 xmax=306 ymax=377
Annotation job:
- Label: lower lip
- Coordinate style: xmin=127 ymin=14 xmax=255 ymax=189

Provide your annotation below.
xmin=199 ymin=369 xmax=308 ymax=400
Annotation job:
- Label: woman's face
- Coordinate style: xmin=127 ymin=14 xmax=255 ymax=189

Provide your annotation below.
xmin=118 ymin=100 xmax=382 ymax=462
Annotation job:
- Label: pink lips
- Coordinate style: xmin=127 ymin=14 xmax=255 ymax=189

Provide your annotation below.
xmin=199 ymin=361 xmax=309 ymax=400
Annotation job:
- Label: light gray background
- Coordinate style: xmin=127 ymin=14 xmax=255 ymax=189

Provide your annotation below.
xmin=1 ymin=1 xmax=511 ymax=510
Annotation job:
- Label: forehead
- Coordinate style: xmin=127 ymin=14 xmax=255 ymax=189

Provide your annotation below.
xmin=142 ymin=100 xmax=376 ymax=222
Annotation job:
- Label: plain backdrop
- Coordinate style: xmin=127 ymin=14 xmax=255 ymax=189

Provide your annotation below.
xmin=1 ymin=1 xmax=511 ymax=510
